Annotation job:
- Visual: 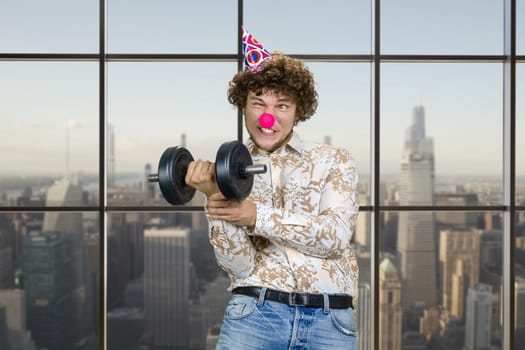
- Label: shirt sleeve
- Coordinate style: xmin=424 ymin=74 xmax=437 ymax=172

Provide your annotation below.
xmin=253 ymin=149 xmax=359 ymax=258
xmin=205 ymin=202 xmax=256 ymax=279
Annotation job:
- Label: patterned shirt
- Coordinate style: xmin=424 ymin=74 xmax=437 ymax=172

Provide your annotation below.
xmin=206 ymin=132 xmax=359 ymax=296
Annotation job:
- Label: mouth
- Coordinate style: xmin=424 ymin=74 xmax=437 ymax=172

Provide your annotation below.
xmin=259 ymin=127 xmax=276 ymax=134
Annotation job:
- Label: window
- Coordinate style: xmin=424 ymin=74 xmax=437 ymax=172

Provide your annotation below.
xmin=0 ymin=2 xmax=521 ymax=350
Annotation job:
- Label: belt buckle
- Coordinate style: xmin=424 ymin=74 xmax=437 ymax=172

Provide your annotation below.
xmin=288 ymin=292 xmax=308 ymax=307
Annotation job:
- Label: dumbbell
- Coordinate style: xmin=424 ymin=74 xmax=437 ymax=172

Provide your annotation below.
xmin=148 ymin=141 xmax=267 ymax=205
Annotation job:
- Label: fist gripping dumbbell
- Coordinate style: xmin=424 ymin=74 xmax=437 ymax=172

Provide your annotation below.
xmin=148 ymin=141 xmax=266 ymax=205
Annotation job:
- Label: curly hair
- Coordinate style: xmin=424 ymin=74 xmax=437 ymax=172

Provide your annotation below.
xmin=227 ymin=52 xmax=318 ymax=124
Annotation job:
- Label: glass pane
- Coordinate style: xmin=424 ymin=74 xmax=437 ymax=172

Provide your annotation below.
xmin=296 ymin=62 xmax=370 ymax=205
xmin=379 ymin=210 xmax=503 ymax=349
xmin=381 ymin=63 xmax=503 ymax=206
xmin=244 ymin=0 xmax=371 ymax=54
xmin=241 ymin=62 xmax=371 ymax=204
xmin=381 ymin=0 xmax=503 ymax=54
xmin=0 ymin=0 xmax=98 ymax=53
xmin=107 ymin=62 xmax=237 ymax=206
xmin=518 ymin=64 xmax=525 ymax=204
xmin=107 ymin=0 xmax=237 ymax=54
xmin=0 ymin=212 xmax=100 ymax=349
xmin=519 ymin=0 xmax=525 ymax=55
xmin=517 ymin=212 xmax=525 ymax=349
xmin=0 ymin=62 xmax=99 ymax=207
xmin=106 ymin=211 xmax=226 ymax=349
xmin=106 ymin=211 xmax=368 ymax=349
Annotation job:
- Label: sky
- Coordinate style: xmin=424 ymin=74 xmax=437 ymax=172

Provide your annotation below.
xmin=0 ymin=0 xmax=524 ymax=181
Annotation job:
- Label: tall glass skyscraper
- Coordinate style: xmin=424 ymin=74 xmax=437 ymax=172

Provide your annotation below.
xmin=464 ymin=283 xmax=492 ymax=350
xmin=144 ymin=227 xmax=190 ymax=349
xmin=396 ymin=106 xmax=438 ymax=312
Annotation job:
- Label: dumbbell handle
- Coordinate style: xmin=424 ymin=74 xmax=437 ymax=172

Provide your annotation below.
xmin=147 ymin=174 xmax=160 ymax=182
xmin=148 ymin=164 xmax=266 ymax=183
xmin=240 ymin=164 xmax=267 ymax=177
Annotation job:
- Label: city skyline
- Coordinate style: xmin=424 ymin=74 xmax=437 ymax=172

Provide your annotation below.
xmin=1 ymin=1 xmax=524 ymax=178
xmin=1 ymin=2 xmax=524 ymax=349
xmin=0 ymin=100 xmax=524 ymax=349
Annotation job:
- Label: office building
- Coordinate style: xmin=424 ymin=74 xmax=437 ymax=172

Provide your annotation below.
xmin=464 ymin=283 xmax=492 ymax=350
xmin=144 ymin=227 xmax=190 ymax=349
xmin=439 ymin=229 xmax=480 ymax=318
xmin=435 ymin=193 xmax=479 ymax=228
xmin=397 ymin=105 xmax=437 ymax=311
xmin=42 ymin=179 xmax=91 ymax=341
xmin=358 ymin=282 xmax=371 ymax=350
xmin=380 ymin=258 xmax=402 ymax=350
xmin=516 ymin=277 xmax=525 ymax=348
xmin=23 ymin=232 xmax=72 ymax=350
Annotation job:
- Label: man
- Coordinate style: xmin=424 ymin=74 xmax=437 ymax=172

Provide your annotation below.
xmin=186 ymin=29 xmax=359 ymax=349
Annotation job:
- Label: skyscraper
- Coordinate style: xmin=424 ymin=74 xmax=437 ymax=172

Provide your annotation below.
xmin=464 ymin=283 xmax=492 ymax=350
xmin=379 ymin=258 xmax=402 ymax=350
xmin=42 ymin=179 xmax=90 ymax=341
xmin=0 ymin=289 xmax=38 ymax=350
xmin=357 ymin=283 xmax=371 ymax=350
xmin=516 ymin=277 xmax=525 ymax=348
xmin=144 ymin=227 xmax=190 ymax=349
xmin=397 ymin=105 xmax=437 ymax=311
xmin=439 ymin=229 xmax=480 ymax=319
xmin=0 ymin=214 xmax=14 ymax=289
xmin=23 ymin=232 xmax=73 ymax=350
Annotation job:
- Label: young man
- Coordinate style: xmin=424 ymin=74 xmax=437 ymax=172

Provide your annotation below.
xmin=186 ymin=30 xmax=359 ymax=349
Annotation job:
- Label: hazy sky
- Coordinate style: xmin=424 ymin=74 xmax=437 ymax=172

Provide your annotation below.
xmin=0 ymin=0 xmax=524 ymax=179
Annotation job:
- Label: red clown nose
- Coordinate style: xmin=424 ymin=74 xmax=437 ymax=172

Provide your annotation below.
xmin=259 ymin=113 xmax=275 ymax=129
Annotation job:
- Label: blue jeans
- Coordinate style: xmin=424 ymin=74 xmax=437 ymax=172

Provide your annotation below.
xmin=216 ymin=293 xmax=357 ymax=350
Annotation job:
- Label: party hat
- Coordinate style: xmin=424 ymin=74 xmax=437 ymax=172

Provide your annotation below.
xmin=242 ymin=27 xmax=272 ymax=72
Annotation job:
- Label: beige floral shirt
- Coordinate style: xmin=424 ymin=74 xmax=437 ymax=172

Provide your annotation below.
xmin=207 ymin=132 xmax=359 ymax=296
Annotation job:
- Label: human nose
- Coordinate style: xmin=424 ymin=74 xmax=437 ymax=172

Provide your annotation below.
xmin=259 ymin=113 xmax=275 ymax=129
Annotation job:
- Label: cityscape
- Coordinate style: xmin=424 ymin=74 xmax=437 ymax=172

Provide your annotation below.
xmin=0 ymin=106 xmax=525 ymax=349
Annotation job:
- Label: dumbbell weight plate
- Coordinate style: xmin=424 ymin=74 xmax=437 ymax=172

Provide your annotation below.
xmin=215 ymin=141 xmax=254 ymax=200
xmin=157 ymin=146 xmax=196 ymax=205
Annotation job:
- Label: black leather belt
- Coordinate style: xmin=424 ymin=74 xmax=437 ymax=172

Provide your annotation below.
xmin=232 ymin=286 xmax=353 ymax=309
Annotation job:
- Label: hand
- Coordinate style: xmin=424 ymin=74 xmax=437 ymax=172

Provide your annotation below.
xmin=206 ymin=192 xmax=257 ymax=228
xmin=185 ymin=160 xmax=221 ymax=197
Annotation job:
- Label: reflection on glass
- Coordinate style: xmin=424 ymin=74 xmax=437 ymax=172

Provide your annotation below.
xmin=106 ymin=211 xmax=369 ymax=349
xmin=516 ymin=212 xmax=525 ymax=349
xmin=381 ymin=63 xmax=503 ymax=206
xmin=0 ymin=212 xmax=100 ymax=350
xmin=379 ymin=211 xmax=503 ymax=350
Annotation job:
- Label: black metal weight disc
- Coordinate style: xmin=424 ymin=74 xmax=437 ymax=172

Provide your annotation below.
xmin=215 ymin=141 xmax=253 ymax=200
xmin=157 ymin=147 xmax=195 ymax=205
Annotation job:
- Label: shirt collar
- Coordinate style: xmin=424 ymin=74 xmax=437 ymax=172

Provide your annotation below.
xmin=247 ymin=132 xmax=307 ymax=156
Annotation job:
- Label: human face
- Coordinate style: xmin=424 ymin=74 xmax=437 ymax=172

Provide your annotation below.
xmin=244 ymin=91 xmax=297 ymax=153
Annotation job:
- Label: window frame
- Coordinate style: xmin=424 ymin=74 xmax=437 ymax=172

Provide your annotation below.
xmin=0 ymin=1 xmax=523 ymax=349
